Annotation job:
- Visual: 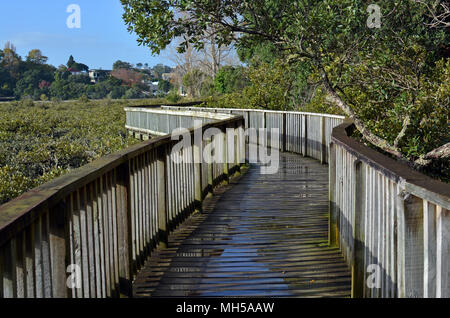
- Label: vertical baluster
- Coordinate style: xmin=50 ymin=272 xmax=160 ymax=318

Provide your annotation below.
xmin=423 ymin=200 xmax=436 ymax=298
xmin=24 ymin=226 xmax=35 ymax=298
xmin=1 ymin=240 xmax=16 ymax=297
xmin=157 ymin=145 xmax=168 ymax=248
xmin=0 ymin=242 xmax=3 ymax=297
xmin=71 ymin=192 xmax=83 ymax=298
xmin=96 ymin=178 xmax=106 ymax=297
xmin=351 ymin=160 xmax=364 ymax=297
xmin=111 ymin=170 xmax=120 ymax=295
xmin=436 ymin=206 xmax=448 ymax=298
xmin=328 ymin=142 xmax=338 ymax=247
xmin=116 ymin=162 xmax=132 ymax=297
xmin=49 ymin=201 xmax=70 ymax=298
xmin=78 ymin=188 xmax=89 ymax=297
xmin=129 ymin=158 xmax=137 ymax=277
xmin=91 ymin=181 xmax=102 ymax=297
xmin=41 ymin=211 xmax=53 ymax=298
xmin=363 ymin=165 xmax=371 ymax=298
xmin=15 ymin=234 xmax=25 ymax=298
xmin=101 ymin=175 xmax=111 ymax=297
xmin=143 ymin=152 xmax=150 ymax=255
xmin=107 ymin=172 xmax=116 ymax=295
xmin=390 ymin=180 xmax=397 ymax=297
xmin=396 ymin=190 xmax=424 ymax=298
xmin=86 ymin=183 xmax=96 ymax=297
xmin=385 ymin=177 xmax=391 ymax=297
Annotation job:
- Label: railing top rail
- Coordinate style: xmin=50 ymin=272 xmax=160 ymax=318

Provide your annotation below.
xmin=0 ymin=115 xmax=244 ymax=248
xmin=125 ymin=107 xmax=235 ymax=120
xmin=161 ymin=105 xmax=346 ymax=120
xmin=332 ymin=121 xmax=450 ymax=209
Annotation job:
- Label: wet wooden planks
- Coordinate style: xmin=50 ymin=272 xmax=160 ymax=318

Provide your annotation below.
xmin=133 ymin=153 xmax=351 ymax=297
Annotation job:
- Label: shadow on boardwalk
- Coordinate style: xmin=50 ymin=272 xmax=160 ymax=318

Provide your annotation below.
xmin=133 ymin=152 xmax=351 ymax=297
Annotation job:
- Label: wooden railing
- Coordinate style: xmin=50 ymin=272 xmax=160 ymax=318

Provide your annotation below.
xmin=0 ymin=114 xmax=245 ymax=298
xmin=162 ymin=106 xmax=345 ymax=164
xmin=330 ymin=121 xmax=449 ymax=298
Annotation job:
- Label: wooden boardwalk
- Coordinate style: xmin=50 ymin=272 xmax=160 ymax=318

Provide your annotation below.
xmin=133 ymin=153 xmax=351 ymax=297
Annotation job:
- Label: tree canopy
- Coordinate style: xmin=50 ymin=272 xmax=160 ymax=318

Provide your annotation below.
xmin=122 ymin=0 xmax=449 ymax=173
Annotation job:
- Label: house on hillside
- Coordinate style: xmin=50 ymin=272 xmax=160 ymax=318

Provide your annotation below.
xmin=68 ymin=68 xmax=87 ymax=76
xmin=89 ymin=69 xmax=111 ymax=83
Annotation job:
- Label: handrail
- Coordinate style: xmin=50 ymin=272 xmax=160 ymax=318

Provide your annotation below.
xmin=162 ymin=105 xmax=346 ymax=119
xmin=0 ymin=114 xmax=245 ymax=298
xmin=162 ymin=105 xmax=345 ymax=164
xmin=329 ymin=121 xmax=449 ymax=298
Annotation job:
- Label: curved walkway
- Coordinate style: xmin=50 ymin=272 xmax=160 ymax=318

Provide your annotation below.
xmin=133 ymin=152 xmax=351 ymax=297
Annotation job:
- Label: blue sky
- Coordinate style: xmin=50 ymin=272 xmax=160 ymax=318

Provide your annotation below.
xmin=0 ymin=1 xmax=174 ymax=69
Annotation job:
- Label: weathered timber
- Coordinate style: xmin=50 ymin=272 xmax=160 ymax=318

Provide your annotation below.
xmin=133 ymin=153 xmax=351 ymax=298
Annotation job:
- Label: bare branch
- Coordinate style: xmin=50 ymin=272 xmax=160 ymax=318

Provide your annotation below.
xmin=415 ymin=142 xmax=450 ymax=166
xmin=413 ymin=0 xmax=450 ymax=28
xmin=394 ymin=115 xmax=411 ymax=148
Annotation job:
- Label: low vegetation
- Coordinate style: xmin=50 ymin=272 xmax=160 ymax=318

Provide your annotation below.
xmin=0 ymin=98 xmax=176 ymax=205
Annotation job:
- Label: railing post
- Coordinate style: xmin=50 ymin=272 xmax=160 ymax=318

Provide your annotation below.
xmin=329 ymin=142 xmax=338 ymax=247
xmin=282 ymin=112 xmax=287 ymax=153
xmin=207 ymin=135 xmax=213 ymax=195
xmin=49 ymin=201 xmax=70 ymax=298
xmin=222 ymin=125 xmax=229 ymax=184
xmin=239 ymin=119 xmax=246 ymax=165
xmin=396 ymin=191 xmax=424 ymax=298
xmin=157 ymin=145 xmax=169 ymax=249
xmin=261 ymin=111 xmax=266 ymax=147
xmin=116 ymin=162 xmax=132 ymax=297
xmin=193 ymin=131 xmax=203 ymax=213
xmin=351 ymin=160 xmax=365 ymax=298
xmin=302 ymin=115 xmax=308 ymax=157
xmin=320 ymin=116 xmax=326 ymax=164
xmin=246 ymin=111 xmax=250 ymax=161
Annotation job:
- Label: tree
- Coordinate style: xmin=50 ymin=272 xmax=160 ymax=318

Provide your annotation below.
xmin=14 ymin=68 xmax=54 ymax=99
xmin=158 ymin=79 xmax=172 ymax=94
xmin=197 ymin=27 xmax=238 ymax=77
xmin=2 ymin=42 xmax=21 ymax=79
xmin=113 ymin=60 xmax=133 ymax=70
xmin=152 ymin=63 xmax=172 ymax=79
xmin=67 ymin=55 xmax=75 ymax=68
xmin=121 ymin=0 xmax=449 ymax=168
xmin=214 ymin=66 xmax=247 ymax=94
xmin=182 ymin=69 xmax=212 ymax=98
xmin=26 ymin=49 xmax=48 ymax=64
xmin=123 ymin=86 xmax=143 ymax=99
xmin=111 ymin=68 xmax=143 ymax=86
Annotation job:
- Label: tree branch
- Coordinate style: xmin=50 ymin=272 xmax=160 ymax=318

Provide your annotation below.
xmin=394 ymin=115 xmax=411 ymax=148
xmin=319 ymin=66 xmax=403 ymax=158
xmin=415 ymin=142 xmax=450 ymax=166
